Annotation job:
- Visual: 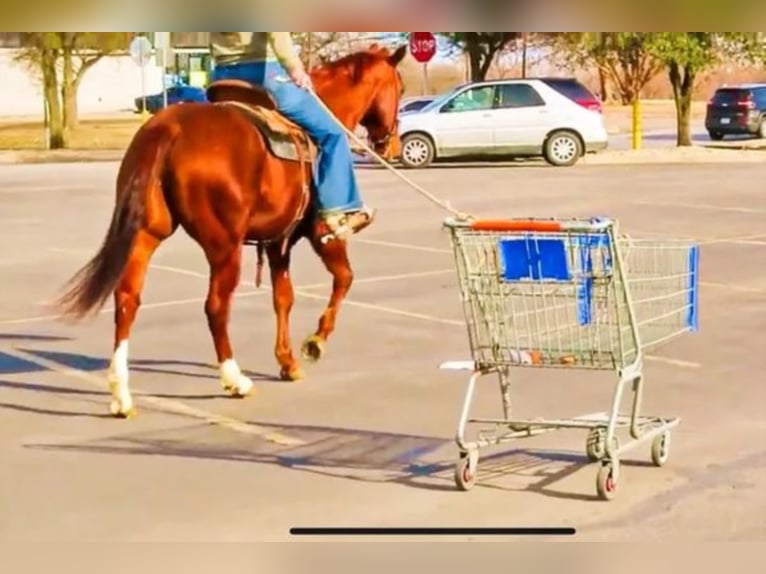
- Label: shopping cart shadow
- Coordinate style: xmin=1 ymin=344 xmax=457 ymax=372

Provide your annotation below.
xmin=24 ymin=420 xmax=654 ymax=501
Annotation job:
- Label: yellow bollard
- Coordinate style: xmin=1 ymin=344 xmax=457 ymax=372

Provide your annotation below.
xmin=632 ymin=98 xmax=642 ymax=150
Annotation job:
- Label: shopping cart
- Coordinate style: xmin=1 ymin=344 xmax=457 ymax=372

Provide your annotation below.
xmin=440 ymin=216 xmax=699 ymax=500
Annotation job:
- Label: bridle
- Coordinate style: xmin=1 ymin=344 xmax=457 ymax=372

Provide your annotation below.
xmin=364 ymin=69 xmax=404 ymax=155
xmin=367 ymin=119 xmax=399 ymax=148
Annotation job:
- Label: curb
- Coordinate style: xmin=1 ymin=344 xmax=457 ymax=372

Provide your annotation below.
xmin=0 ymin=149 xmax=125 ymax=165
xmin=581 ymin=145 xmax=766 ymax=166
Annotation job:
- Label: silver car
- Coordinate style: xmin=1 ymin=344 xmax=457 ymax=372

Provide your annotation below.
xmin=397 ymin=77 xmax=609 ymax=168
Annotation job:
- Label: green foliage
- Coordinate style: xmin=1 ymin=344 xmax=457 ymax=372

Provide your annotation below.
xmin=645 ymin=32 xmax=719 ymax=69
xmin=644 ymin=33 xmax=756 ymax=146
xmin=574 ymin=33 xmax=663 ymax=103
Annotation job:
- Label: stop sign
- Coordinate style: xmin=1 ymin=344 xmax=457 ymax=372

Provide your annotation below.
xmin=409 ymin=32 xmax=437 ymax=63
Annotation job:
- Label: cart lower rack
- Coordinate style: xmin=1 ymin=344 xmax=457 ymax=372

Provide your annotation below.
xmin=441 ymin=216 xmax=698 ymax=500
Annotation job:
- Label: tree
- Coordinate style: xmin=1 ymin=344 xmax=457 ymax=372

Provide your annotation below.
xmin=15 ymin=33 xmax=67 ymax=148
xmin=59 ymin=33 xmax=132 ymax=129
xmin=545 ymin=33 xmax=663 ymax=105
xmin=439 ymin=33 xmax=522 ymax=81
xmin=14 ymin=32 xmax=131 ymax=149
xmin=293 ymin=32 xmax=344 ymax=68
xmin=647 ymin=33 xmax=751 ymax=146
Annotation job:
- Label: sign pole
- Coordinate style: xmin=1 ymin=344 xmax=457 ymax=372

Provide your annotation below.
xmin=409 ymin=32 xmax=437 ymax=94
xmin=141 ymin=59 xmax=147 ymax=118
xmin=154 ymin=32 xmax=171 ymax=110
xmin=130 ymin=35 xmax=153 ymax=119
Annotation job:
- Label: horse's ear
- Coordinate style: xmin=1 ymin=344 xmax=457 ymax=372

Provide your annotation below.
xmin=388 ymin=44 xmax=408 ymax=66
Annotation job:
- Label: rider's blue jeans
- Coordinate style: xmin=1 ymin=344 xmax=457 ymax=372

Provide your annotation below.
xmin=210 ymin=60 xmax=363 ymax=214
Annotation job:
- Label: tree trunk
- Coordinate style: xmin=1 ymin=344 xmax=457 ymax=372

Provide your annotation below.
xmin=62 ymin=48 xmax=78 ymax=131
xmin=468 ymin=43 xmax=484 ymax=82
xmin=41 ymin=49 xmax=66 ymax=149
xmin=598 ymin=67 xmax=609 ymax=102
xmin=669 ymin=62 xmax=695 ymax=147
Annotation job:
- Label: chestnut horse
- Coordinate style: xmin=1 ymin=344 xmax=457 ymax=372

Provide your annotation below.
xmin=55 ymin=45 xmax=407 ymax=417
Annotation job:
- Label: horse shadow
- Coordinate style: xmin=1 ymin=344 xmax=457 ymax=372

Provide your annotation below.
xmin=0 ymin=339 xmax=282 ymax=419
xmin=24 ymin=420 xmax=655 ymax=502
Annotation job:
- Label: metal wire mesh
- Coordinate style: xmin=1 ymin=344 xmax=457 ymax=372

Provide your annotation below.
xmin=446 ymin=221 xmax=698 ymax=372
xmin=620 ymin=238 xmax=699 ymax=352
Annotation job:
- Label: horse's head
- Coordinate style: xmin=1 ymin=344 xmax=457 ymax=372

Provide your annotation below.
xmin=312 ymin=44 xmax=408 ymax=159
xmin=357 ymin=44 xmax=407 ymax=157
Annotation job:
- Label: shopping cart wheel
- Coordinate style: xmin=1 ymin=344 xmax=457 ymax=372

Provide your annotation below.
xmin=596 ymin=462 xmax=618 ymax=501
xmin=650 ymin=432 xmax=671 ymax=467
xmin=454 ymin=452 xmax=478 ymax=491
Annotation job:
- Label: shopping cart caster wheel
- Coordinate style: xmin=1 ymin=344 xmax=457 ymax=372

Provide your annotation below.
xmin=454 ymin=452 xmax=478 ymax=491
xmin=586 ymin=428 xmax=606 ymax=462
xmin=596 ymin=462 xmax=618 ymax=501
xmin=586 ymin=429 xmax=618 ymax=462
xmin=651 ymin=432 xmax=671 ymax=467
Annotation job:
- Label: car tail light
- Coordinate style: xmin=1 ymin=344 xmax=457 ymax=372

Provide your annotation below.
xmin=575 ymin=98 xmax=603 ymax=113
xmin=737 ymin=94 xmax=755 ymax=109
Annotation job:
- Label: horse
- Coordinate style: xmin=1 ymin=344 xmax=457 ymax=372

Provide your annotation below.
xmin=54 ymin=44 xmax=408 ymax=418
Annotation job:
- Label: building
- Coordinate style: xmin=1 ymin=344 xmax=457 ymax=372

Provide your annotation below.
xmin=0 ymin=33 xmax=175 ymax=118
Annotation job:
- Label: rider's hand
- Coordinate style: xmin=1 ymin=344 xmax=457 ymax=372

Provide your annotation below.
xmin=290 ymin=68 xmax=313 ymax=91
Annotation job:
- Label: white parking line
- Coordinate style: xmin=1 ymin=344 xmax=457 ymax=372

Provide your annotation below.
xmin=0 ymin=185 xmax=102 ymax=195
xmin=134 ymin=262 xmax=702 ymax=368
xmin=0 ymin=257 xmax=455 ymax=326
xmin=632 ymin=200 xmax=766 ymax=215
xmin=698 ymin=233 xmax=766 ymax=245
xmin=356 ymin=238 xmax=452 ymax=254
xmin=4 ymin=243 xmax=703 ymax=368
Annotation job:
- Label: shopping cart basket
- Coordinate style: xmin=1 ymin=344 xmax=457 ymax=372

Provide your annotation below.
xmin=441 ymin=216 xmax=699 ymax=500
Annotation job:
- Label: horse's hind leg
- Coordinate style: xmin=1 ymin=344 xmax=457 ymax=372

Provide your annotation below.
xmin=205 ymin=245 xmax=254 ymax=397
xmin=266 ymin=243 xmax=303 ymax=382
xmin=108 ymin=229 xmax=163 ymax=418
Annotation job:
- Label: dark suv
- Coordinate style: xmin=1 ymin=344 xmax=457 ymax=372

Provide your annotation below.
xmin=705 ymin=84 xmax=766 ymax=140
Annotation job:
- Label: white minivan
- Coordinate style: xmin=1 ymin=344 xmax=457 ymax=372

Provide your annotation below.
xmin=397 ymin=77 xmax=609 ymax=168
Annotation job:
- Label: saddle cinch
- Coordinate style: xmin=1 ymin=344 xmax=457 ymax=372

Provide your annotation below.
xmin=206 ymin=79 xmax=318 ymax=164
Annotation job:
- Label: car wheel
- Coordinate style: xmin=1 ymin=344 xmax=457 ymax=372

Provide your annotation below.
xmin=708 ymin=131 xmax=724 ymax=141
xmin=400 ymin=133 xmax=435 ymax=169
xmin=544 ymin=130 xmax=583 ymax=167
xmin=758 ymin=119 xmax=766 ymax=139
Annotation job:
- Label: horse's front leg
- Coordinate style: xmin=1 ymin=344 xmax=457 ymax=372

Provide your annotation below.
xmin=267 ymin=244 xmax=304 ymax=382
xmin=301 ymin=237 xmax=353 ymax=362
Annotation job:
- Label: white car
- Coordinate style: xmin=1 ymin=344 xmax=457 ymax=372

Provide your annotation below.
xmin=399 ymin=96 xmax=436 ymax=114
xmin=397 ymin=77 xmax=609 ymax=168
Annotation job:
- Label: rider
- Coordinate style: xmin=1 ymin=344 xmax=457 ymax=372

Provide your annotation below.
xmin=209 ymin=32 xmax=375 ymax=239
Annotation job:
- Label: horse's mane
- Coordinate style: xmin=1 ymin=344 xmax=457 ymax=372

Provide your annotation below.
xmin=310 ymin=46 xmax=395 ymax=82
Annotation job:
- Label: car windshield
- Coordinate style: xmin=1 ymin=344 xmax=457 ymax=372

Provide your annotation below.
xmin=712 ymin=89 xmax=749 ymax=105
xmin=418 ymin=85 xmax=465 ymax=112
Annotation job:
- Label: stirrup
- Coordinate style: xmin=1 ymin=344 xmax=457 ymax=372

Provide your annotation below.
xmin=319 ymin=208 xmax=375 ymax=244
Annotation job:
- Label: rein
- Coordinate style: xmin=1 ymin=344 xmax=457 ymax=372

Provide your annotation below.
xmin=309 ymin=89 xmax=473 ymax=222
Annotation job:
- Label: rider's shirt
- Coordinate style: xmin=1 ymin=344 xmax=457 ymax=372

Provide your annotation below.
xmin=209 ymin=32 xmax=301 ymax=71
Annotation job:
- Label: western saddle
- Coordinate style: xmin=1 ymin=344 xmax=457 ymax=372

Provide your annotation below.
xmin=206 ymin=79 xmax=317 ymax=164
xmin=206 ymin=79 xmax=319 ymax=262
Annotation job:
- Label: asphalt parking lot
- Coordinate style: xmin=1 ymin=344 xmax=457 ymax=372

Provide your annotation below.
xmin=1 ymin=159 xmax=765 ymax=542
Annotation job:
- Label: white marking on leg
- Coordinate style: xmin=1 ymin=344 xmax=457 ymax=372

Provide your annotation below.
xmin=108 ymin=340 xmax=134 ymax=416
xmin=220 ymin=358 xmax=254 ymax=397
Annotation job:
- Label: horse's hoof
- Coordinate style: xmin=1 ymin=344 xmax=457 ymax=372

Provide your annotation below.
xmin=109 ymin=400 xmax=136 ymax=419
xmin=222 ymin=375 xmax=255 ymax=398
xmin=301 ymin=335 xmax=326 ymax=363
xmin=280 ymin=366 xmax=306 ymax=382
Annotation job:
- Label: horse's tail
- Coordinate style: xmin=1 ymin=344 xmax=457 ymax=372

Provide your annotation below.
xmin=55 ymin=125 xmax=173 ymax=321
